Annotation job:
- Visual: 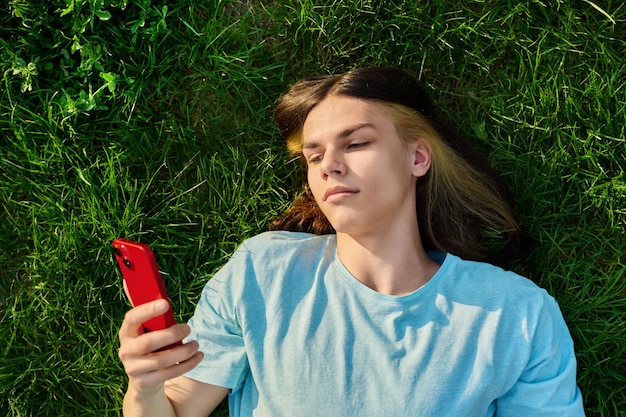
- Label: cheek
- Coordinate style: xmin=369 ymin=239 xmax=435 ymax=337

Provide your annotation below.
xmin=306 ymin=167 xmax=314 ymax=187
xmin=306 ymin=168 xmax=322 ymax=200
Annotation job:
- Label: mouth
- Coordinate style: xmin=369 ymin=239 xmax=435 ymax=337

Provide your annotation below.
xmin=323 ymin=187 xmax=359 ymax=202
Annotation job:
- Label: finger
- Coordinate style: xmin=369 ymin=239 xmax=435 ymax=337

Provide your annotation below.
xmin=119 ymin=299 xmax=170 ymax=340
xmin=135 ymin=323 xmax=191 ymax=354
xmin=130 ymin=351 xmax=204 ymax=392
xmin=122 ymin=279 xmax=134 ymax=306
xmin=157 ymin=351 xmax=204 ymax=382
xmin=124 ymin=340 xmax=201 ymax=379
xmin=119 ymin=323 xmax=191 ymax=365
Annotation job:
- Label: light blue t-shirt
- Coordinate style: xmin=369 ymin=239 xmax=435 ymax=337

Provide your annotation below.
xmin=185 ymin=231 xmax=584 ymax=416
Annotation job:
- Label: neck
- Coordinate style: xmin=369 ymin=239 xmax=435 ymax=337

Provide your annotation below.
xmin=335 ymin=223 xmax=440 ymax=296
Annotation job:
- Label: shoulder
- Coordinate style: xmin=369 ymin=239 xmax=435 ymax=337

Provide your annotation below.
xmin=436 ymin=254 xmax=574 ymax=362
xmin=198 ymin=232 xmax=331 ymax=303
xmin=236 ymin=231 xmax=335 ymax=261
xmin=211 ymin=231 xmax=335 ymax=287
xmin=240 ymin=230 xmax=332 ymax=250
xmin=442 ymin=253 xmax=542 ymax=290
xmin=437 ymin=253 xmax=555 ymax=313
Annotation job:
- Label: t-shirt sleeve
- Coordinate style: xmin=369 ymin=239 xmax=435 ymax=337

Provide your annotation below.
xmin=183 ymin=249 xmax=250 ymax=391
xmin=495 ymin=294 xmax=585 ymax=416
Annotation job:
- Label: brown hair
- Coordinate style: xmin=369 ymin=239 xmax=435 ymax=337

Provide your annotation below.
xmin=270 ymin=67 xmax=524 ymax=264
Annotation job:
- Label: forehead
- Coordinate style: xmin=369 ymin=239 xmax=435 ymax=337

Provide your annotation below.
xmin=302 ymin=96 xmax=391 ymax=140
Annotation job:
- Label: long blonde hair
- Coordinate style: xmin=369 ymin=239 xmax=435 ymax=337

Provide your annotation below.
xmin=271 ymin=67 xmax=523 ymax=264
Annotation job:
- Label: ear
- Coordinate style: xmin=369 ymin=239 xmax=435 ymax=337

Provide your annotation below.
xmin=411 ymin=140 xmax=432 ymax=178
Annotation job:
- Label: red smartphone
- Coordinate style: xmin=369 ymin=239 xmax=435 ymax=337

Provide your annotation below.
xmin=112 ymin=238 xmax=182 ymax=349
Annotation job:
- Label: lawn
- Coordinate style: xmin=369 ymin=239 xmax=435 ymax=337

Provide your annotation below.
xmin=1 ymin=0 xmax=624 ymax=416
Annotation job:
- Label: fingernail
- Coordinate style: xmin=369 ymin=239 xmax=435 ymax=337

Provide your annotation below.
xmin=155 ymin=299 xmax=169 ymax=311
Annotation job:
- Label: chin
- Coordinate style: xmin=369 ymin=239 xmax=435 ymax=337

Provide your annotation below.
xmin=328 ymin=221 xmax=365 ymax=236
xmin=321 ymin=209 xmax=370 ymax=236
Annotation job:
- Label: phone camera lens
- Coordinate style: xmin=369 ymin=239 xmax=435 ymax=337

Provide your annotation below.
xmin=123 ymin=259 xmax=132 ymax=268
xmin=113 ymin=247 xmax=121 ymax=256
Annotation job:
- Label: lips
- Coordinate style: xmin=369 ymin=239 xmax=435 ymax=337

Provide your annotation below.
xmin=323 ymin=186 xmax=359 ymax=202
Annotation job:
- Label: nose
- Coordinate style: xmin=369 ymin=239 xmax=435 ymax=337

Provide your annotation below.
xmin=319 ymin=149 xmax=345 ymax=178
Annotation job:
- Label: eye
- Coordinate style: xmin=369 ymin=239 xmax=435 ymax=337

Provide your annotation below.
xmin=307 ymin=153 xmax=323 ymax=164
xmin=347 ymin=142 xmax=368 ymax=150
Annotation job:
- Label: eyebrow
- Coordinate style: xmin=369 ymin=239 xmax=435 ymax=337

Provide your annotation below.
xmin=302 ymin=123 xmax=375 ymax=150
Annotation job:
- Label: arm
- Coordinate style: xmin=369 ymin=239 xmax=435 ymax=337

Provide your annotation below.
xmin=123 ymin=377 xmax=229 ymax=417
xmin=166 ymin=376 xmax=230 ymax=417
xmin=119 ymin=300 xmax=229 ymax=417
xmin=496 ymin=296 xmax=584 ymax=416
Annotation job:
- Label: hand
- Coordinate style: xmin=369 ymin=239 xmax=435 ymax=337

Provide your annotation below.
xmin=118 ymin=299 xmax=204 ymax=395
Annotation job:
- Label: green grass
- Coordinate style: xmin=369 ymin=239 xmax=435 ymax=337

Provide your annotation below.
xmin=1 ymin=0 xmax=624 ymax=415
